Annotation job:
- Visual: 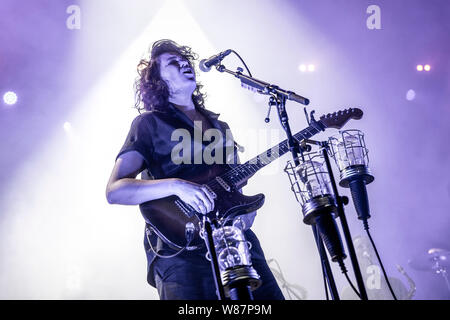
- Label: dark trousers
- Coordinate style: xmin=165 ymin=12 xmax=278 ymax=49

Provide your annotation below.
xmin=151 ymin=230 xmax=285 ymax=300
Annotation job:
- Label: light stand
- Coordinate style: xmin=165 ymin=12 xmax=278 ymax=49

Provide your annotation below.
xmin=284 ymin=139 xmax=369 ymax=300
xmin=329 ymin=130 xmax=395 ymax=299
xmin=321 ymin=142 xmax=369 ymax=300
xmin=328 ymin=130 xmax=374 ymax=226
xmin=273 ymin=96 xmax=342 ymax=300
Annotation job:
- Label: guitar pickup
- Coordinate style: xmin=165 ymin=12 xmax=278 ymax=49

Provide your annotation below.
xmin=215 ymin=177 xmax=231 ymax=192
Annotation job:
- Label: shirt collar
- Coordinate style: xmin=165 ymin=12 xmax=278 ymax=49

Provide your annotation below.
xmin=197 ymin=107 xmax=221 ymax=120
xmin=167 ymin=102 xmax=221 ymax=121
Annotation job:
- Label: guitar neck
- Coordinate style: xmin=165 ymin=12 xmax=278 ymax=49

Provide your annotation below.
xmin=223 ymin=122 xmax=325 ymax=185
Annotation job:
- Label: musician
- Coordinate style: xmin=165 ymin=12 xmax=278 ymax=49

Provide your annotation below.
xmin=106 ymin=39 xmax=284 ymax=300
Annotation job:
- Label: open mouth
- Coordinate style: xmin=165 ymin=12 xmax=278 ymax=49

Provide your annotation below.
xmin=182 ymin=70 xmax=195 ymax=79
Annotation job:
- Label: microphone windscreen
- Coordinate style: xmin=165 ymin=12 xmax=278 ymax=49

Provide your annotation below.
xmin=199 ymin=59 xmax=211 ymax=72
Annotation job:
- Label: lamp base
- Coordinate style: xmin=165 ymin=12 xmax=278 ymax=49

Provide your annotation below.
xmin=302 ymin=194 xmax=338 ymax=224
xmin=221 ymin=265 xmax=261 ymax=298
xmin=339 ymin=164 xmax=374 ymax=188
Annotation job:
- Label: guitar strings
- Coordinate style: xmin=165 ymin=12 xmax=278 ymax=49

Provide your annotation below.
xmin=205 ymin=127 xmax=317 ymax=191
xmin=184 ymin=125 xmax=322 ymax=214
xmin=208 ymin=111 xmax=351 ymax=189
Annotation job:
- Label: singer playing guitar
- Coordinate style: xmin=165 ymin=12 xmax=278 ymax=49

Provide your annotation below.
xmin=106 ymin=39 xmax=284 ymax=300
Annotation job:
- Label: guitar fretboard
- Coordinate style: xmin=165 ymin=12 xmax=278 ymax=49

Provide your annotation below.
xmin=221 ymin=122 xmax=325 ymax=185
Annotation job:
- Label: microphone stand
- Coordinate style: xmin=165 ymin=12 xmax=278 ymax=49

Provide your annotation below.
xmin=216 ymin=65 xmax=310 ymax=106
xmin=297 ymin=137 xmax=370 ymax=300
xmin=215 ymin=64 xmax=341 ymax=299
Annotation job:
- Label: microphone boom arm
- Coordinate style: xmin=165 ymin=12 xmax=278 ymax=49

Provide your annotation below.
xmin=216 ymin=64 xmax=310 ymax=106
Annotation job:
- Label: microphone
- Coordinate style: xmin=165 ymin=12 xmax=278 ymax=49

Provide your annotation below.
xmin=199 ymin=49 xmax=232 ymax=72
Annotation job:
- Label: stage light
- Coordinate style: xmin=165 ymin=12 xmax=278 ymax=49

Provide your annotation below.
xmin=63 ymin=121 xmax=72 ymax=132
xmin=3 ymin=91 xmax=18 ymax=105
xmin=416 ymin=65 xmax=423 ymax=72
xmin=299 ymin=64 xmax=307 ymax=72
xmin=299 ymin=64 xmax=315 ymax=72
xmin=406 ymin=89 xmax=416 ymax=101
xmin=424 ymin=64 xmax=431 ymax=72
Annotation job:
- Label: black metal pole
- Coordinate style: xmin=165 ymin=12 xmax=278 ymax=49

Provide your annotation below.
xmin=321 ymin=146 xmax=369 ymax=300
xmin=229 ymin=283 xmax=253 ymax=300
xmin=313 ymin=224 xmax=340 ymax=300
xmin=202 ymin=217 xmax=226 ymax=300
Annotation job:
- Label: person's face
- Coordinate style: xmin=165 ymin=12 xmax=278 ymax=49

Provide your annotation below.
xmin=158 ymin=52 xmax=196 ymax=96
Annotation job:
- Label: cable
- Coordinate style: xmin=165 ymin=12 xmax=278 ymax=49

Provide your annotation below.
xmin=344 ymin=271 xmax=361 ymax=299
xmin=146 ymin=227 xmax=191 ymax=259
xmin=230 ymin=50 xmax=252 ymax=77
xmin=336 ymin=258 xmax=361 ymax=299
xmin=342 ymin=267 xmax=362 ymax=299
xmin=363 ymin=220 xmax=398 ymax=300
xmin=267 ymin=258 xmax=308 ymax=300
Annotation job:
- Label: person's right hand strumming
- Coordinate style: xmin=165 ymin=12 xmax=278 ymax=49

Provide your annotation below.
xmin=172 ymin=179 xmax=215 ymax=215
xmin=106 ymin=151 xmax=214 ymax=215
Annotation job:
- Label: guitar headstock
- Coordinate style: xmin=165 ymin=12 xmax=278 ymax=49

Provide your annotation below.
xmin=319 ymin=108 xmax=363 ymax=129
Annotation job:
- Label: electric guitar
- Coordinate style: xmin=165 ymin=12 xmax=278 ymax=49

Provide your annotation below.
xmin=140 ymin=108 xmax=363 ymax=249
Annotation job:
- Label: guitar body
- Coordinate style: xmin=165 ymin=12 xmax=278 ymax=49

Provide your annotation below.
xmin=139 ymin=163 xmax=265 ymax=249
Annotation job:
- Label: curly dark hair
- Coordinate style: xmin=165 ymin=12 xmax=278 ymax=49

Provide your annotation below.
xmin=134 ymin=39 xmax=206 ymax=113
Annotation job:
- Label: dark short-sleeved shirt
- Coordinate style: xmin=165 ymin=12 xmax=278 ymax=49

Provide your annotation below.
xmin=116 ymin=103 xmax=258 ymax=287
xmin=116 ymin=103 xmax=236 ymax=179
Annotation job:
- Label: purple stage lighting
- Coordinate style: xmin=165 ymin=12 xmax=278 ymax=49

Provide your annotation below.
xmin=299 ymin=64 xmax=307 ymax=72
xmin=3 ymin=91 xmax=18 ymax=105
